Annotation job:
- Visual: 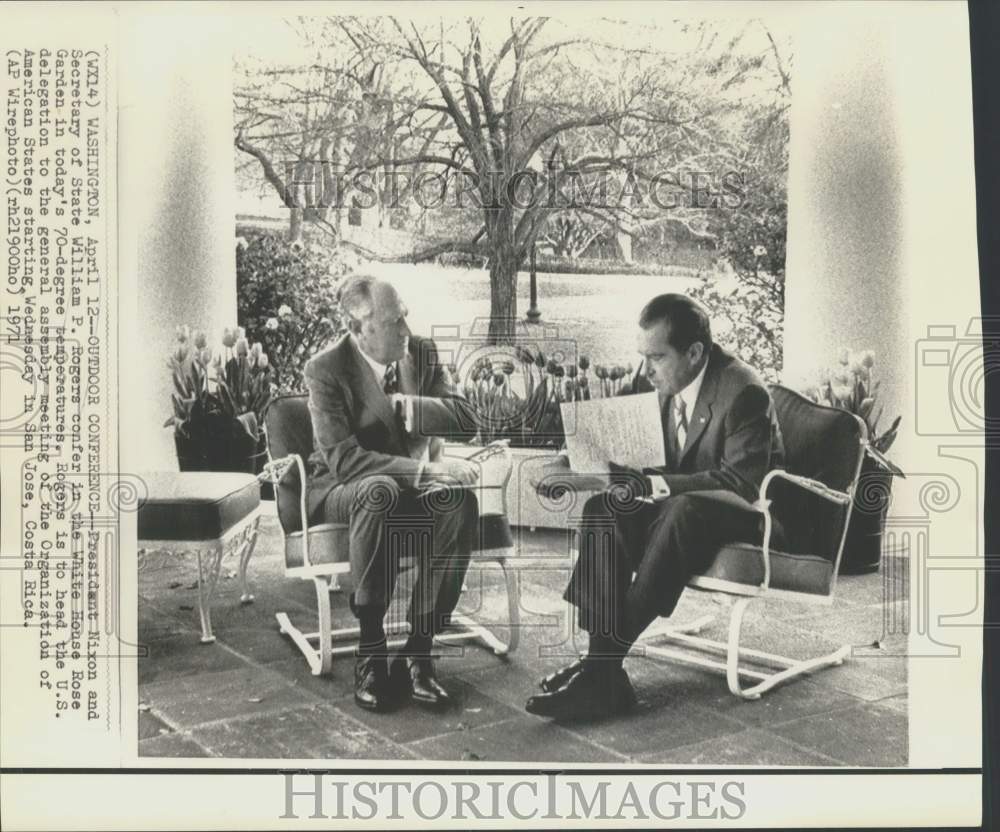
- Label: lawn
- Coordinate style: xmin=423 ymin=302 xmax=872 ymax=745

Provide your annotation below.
xmin=378 ymin=262 xmax=703 ymax=368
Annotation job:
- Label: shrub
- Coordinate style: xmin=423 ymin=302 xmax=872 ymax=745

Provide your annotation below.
xmin=236 ymin=230 xmax=356 ymax=392
xmin=687 ymin=276 xmax=783 ymax=383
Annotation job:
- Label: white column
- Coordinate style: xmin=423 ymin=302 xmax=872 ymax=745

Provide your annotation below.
xmin=783 ymin=5 xmax=982 ymax=769
xmin=120 ymin=14 xmax=236 ymax=471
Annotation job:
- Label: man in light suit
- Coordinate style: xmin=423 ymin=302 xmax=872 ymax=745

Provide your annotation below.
xmin=304 ymin=275 xmax=481 ymax=713
xmin=526 ymin=293 xmax=784 ymax=720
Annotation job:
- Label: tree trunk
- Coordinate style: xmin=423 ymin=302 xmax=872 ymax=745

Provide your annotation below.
xmin=488 ymin=247 xmax=519 ymax=344
xmin=288 ymin=207 xmax=303 ymax=242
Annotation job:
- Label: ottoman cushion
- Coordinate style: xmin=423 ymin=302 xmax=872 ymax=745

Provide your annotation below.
xmin=138 ymin=472 xmax=261 ymax=541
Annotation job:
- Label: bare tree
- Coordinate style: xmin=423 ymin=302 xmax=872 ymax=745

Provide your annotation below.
xmin=338 ymin=16 xmax=768 ymax=342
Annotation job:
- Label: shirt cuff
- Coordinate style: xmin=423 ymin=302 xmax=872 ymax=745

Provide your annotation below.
xmin=647 ymin=475 xmax=671 ymax=500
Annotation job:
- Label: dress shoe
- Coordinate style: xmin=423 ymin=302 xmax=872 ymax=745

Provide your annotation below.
xmin=391 ymin=656 xmax=452 ymax=708
xmin=525 ymin=665 xmax=637 ymax=721
xmin=354 ymin=653 xmax=390 ymax=712
xmin=539 ymin=657 xmax=586 ymax=693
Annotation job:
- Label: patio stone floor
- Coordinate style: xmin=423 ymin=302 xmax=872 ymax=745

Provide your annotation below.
xmin=138 ymin=505 xmax=908 ymax=766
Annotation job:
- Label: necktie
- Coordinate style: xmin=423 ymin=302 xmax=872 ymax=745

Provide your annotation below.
xmin=382 ymin=363 xmax=398 ymax=395
xmin=674 ymin=397 xmax=688 ymax=456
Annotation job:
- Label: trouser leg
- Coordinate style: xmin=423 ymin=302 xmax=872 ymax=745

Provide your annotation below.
xmin=406 ymin=487 xmax=478 ymax=654
xmin=564 ymin=492 xmax=655 ymax=650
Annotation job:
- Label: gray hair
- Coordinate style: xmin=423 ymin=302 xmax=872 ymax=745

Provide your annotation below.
xmin=338 ymin=274 xmax=379 ymax=332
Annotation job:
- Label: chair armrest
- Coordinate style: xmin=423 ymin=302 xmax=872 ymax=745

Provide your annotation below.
xmin=760 ymin=469 xmax=851 ymax=506
xmin=260 ymin=453 xmax=311 ymax=551
xmin=750 ymin=469 xmax=846 ymax=592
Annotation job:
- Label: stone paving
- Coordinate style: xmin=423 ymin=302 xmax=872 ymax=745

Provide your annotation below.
xmin=138 ymin=506 xmax=908 ymax=766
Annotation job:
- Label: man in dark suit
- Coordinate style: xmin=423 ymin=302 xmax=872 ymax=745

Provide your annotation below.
xmin=525 ymin=293 xmax=784 ymax=720
xmin=304 ymin=275 xmax=481 ymax=713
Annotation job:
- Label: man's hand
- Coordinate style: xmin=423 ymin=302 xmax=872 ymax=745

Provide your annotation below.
xmin=422 ymin=458 xmax=479 ymax=487
xmin=390 ymin=393 xmax=414 ymax=433
xmin=607 ymin=460 xmax=653 ymax=501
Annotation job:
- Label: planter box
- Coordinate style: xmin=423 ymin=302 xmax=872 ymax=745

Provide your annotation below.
xmin=440 ymin=443 xmax=580 ymax=530
xmin=505 ymin=447 xmax=581 ymax=530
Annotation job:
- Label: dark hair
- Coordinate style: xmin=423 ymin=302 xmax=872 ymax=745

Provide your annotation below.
xmin=638 ymin=293 xmax=713 ymax=353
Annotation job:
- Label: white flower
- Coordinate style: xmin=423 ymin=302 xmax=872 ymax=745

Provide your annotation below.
xmin=258 ymin=353 xmax=269 ymax=369
xmin=278 ymin=304 xmax=293 ymax=318
xmin=753 ymin=245 xmax=767 ymax=258
xmin=265 ymin=317 xmax=279 ymax=330
xmin=236 ymin=236 xmax=249 ymax=250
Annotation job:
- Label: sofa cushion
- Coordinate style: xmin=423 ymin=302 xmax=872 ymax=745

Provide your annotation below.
xmin=138 ymin=472 xmax=261 ymax=541
xmin=696 ymin=542 xmax=834 ymax=595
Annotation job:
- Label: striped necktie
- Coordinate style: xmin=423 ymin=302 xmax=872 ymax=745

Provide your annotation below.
xmin=674 ymin=397 xmax=688 ymax=456
xmin=382 ymin=363 xmax=398 ymax=395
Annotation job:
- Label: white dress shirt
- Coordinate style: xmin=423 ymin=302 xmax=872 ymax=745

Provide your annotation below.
xmin=647 ymin=358 xmax=709 ymax=498
xmin=350 ymin=334 xmax=430 ymax=479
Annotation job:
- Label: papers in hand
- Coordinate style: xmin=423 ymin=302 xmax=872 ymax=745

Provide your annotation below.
xmin=560 ymin=392 xmax=665 ymax=475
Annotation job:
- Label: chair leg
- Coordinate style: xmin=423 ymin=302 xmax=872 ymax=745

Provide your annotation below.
xmin=276 ymin=576 xmax=335 ymax=675
xmin=638 ymin=595 xmax=851 ymax=700
xmin=441 ymin=557 xmax=520 ymax=656
xmin=724 ymin=596 xmax=850 ymax=699
xmin=237 ymin=515 xmax=260 ymax=605
xmin=195 ymin=544 xmax=225 ymax=644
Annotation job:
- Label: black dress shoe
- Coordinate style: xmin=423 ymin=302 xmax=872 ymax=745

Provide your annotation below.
xmin=354 ymin=653 xmax=390 ymax=712
xmin=539 ymin=657 xmax=586 ymax=693
xmin=525 ymin=665 xmax=637 ymax=721
xmin=391 ymin=656 xmax=451 ymax=708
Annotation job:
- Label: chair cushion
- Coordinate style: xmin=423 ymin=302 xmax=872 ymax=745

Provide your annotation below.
xmin=285 ymin=523 xmax=350 ymax=570
xmin=696 ymin=542 xmax=834 ymax=595
xmin=138 ymin=472 xmax=261 ymax=541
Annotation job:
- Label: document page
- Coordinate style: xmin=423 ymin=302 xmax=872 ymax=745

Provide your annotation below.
xmin=560 ymin=392 xmax=665 ymax=474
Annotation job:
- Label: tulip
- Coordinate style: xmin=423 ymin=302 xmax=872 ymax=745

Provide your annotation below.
xmin=567 ymin=365 xmax=578 ymax=378
xmin=546 ymin=359 xmax=558 ymax=375
xmin=578 ymin=376 xmax=589 ymax=389
xmin=236 ymin=337 xmax=250 ymax=357
xmin=172 ymin=346 xmax=187 ymax=363
xmin=535 ymin=351 xmax=547 ymax=369
xmin=838 ymin=349 xmax=850 ymax=366
xmin=278 ymin=304 xmax=293 ymax=318
xmin=554 ymin=365 xmax=565 ymax=378
xmin=595 ymin=365 xmax=608 ymax=379
xmin=578 ymin=356 xmax=590 ymax=372
xmin=493 ymin=372 xmax=505 ymax=387
xmin=175 ymin=325 xmax=190 ymax=343
xmin=221 ymin=328 xmax=237 ymax=348
xmin=197 ymin=348 xmax=212 ymax=366
xmin=862 ymin=350 xmax=875 ymax=368
xmin=237 ymin=326 xmax=246 ymax=340
xmin=265 ymin=317 xmax=279 ymax=331
xmin=192 ymin=330 xmax=207 ymax=349
xmin=250 ymin=342 xmax=263 ymax=358
xmin=258 ymin=353 xmax=269 ymax=369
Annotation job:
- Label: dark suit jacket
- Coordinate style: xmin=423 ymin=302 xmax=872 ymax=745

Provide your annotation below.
xmin=629 ymin=344 xmax=784 ymax=507
xmin=303 ymin=334 xmax=477 ymax=515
